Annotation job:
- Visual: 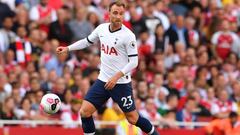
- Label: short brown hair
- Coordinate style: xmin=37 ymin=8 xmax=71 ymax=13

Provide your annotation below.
xmin=109 ymin=0 xmax=126 ymax=11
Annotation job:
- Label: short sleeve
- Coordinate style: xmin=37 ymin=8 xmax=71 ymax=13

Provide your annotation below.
xmin=29 ymin=7 xmax=39 ymax=21
xmin=87 ymin=25 xmax=100 ymax=44
xmin=231 ymin=33 xmax=240 ymax=54
xmin=211 ymin=32 xmax=219 ymax=45
xmin=232 ymin=102 xmax=238 ymax=112
xmin=125 ymin=34 xmax=138 ymax=57
xmin=210 ymin=103 xmax=220 ymax=115
xmin=14 ymin=109 xmax=25 ymax=119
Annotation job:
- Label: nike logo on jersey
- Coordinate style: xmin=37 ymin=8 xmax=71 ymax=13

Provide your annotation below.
xmin=101 ymin=44 xmax=118 ymax=56
xmin=126 ymin=106 xmax=131 ymax=109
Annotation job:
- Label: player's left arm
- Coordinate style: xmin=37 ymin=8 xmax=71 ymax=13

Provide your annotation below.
xmin=120 ymin=34 xmax=138 ymax=75
xmin=105 ymin=34 xmax=138 ymax=90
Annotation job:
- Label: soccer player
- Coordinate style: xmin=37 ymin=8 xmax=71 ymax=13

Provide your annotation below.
xmin=56 ymin=1 xmax=159 ymax=135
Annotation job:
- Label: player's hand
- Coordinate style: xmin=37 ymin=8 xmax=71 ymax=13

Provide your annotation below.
xmin=56 ymin=46 xmax=69 ymax=54
xmin=105 ymin=72 xmax=124 ymax=90
xmin=104 ymin=76 xmax=118 ymax=90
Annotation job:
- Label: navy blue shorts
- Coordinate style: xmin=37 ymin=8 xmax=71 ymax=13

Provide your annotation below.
xmin=84 ymin=79 xmax=136 ymax=113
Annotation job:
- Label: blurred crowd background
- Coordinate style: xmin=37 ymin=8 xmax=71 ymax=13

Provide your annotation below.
xmin=0 ymin=0 xmax=240 ymax=134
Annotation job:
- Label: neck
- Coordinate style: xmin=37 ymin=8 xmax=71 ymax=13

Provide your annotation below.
xmin=25 ymin=108 xmax=30 ymax=113
xmin=185 ymin=108 xmax=191 ymax=113
xmin=4 ymin=28 xmax=10 ymax=32
xmin=177 ymin=25 xmax=183 ymax=29
xmin=29 ymin=39 xmax=39 ymax=46
xmin=77 ymin=18 xmax=83 ymax=22
xmin=40 ymin=3 xmax=47 ymax=7
xmin=159 ymin=99 xmax=165 ymax=102
xmin=223 ymin=30 xmax=229 ymax=33
xmin=110 ymin=23 xmax=121 ymax=31
xmin=157 ymin=33 xmax=163 ymax=37
xmin=59 ymin=20 xmax=65 ymax=25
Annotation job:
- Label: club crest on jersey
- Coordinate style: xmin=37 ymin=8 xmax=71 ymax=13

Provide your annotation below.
xmin=114 ymin=38 xmax=118 ymax=44
xmin=101 ymin=44 xmax=118 ymax=56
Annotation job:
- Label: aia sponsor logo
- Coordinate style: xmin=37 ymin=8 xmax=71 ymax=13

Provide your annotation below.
xmin=101 ymin=44 xmax=118 ymax=56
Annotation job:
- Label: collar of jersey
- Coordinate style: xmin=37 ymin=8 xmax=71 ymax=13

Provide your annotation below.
xmin=109 ymin=24 xmax=122 ymax=33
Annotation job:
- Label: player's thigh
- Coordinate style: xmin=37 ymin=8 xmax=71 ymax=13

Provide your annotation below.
xmin=84 ymin=79 xmax=110 ymax=110
xmin=109 ymin=83 xmax=136 ymax=113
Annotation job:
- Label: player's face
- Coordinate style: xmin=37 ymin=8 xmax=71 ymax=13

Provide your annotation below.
xmin=109 ymin=5 xmax=125 ymax=27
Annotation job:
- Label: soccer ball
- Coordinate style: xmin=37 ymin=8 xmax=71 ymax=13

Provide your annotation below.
xmin=40 ymin=93 xmax=61 ymax=114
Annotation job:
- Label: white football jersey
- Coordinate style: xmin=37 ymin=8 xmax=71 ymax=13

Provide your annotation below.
xmin=87 ymin=23 xmax=138 ymax=84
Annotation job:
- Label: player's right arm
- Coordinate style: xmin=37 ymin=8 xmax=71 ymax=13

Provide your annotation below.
xmin=56 ymin=25 xmax=100 ymax=54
